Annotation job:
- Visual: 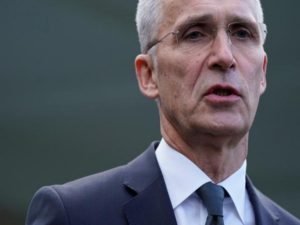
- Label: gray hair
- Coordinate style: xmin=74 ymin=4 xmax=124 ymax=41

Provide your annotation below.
xmin=255 ymin=0 xmax=265 ymax=23
xmin=135 ymin=0 xmax=266 ymax=53
xmin=254 ymin=0 xmax=267 ymax=42
xmin=135 ymin=0 xmax=162 ymax=53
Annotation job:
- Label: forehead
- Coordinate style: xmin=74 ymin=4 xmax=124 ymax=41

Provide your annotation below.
xmin=160 ymin=0 xmax=259 ymax=30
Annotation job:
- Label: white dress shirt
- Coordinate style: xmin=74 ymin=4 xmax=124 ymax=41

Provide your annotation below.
xmin=155 ymin=139 xmax=256 ymax=225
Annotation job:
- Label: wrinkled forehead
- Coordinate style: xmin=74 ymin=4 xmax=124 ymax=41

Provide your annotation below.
xmin=159 ymin=0 xmax=260 ymax=31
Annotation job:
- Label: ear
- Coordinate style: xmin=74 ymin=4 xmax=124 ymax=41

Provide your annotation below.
xmin=259 ymin=52 xmax=268 ymax=95
xmin=135 ymin=54 xmax=159 ymax=99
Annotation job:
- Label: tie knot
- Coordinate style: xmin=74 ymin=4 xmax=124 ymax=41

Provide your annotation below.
xmin=196 ymin=182 xmax=225 ymax=216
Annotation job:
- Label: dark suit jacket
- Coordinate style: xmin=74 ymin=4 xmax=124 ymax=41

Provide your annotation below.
xmin=26 ymin=141 xmax=300 ymax=225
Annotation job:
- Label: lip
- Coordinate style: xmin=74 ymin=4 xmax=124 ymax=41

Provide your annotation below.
xmin=203 ymin=84 xmax=242 ymax=104
xmin=204 ymin=84 xmax=241 ymax=96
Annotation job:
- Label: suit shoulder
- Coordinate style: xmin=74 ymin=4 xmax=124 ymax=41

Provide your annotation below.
xmin=52 ymin=164 xmax=131 ymax=202
xmin=26 ymin=186 xmax=70 ymax=225
xmin=256 ymin=189 xmax=300 ymax=224
xmin=26 ymin=144 xmax=159 ymax=225
xmin=60 ymin=165 xmax=126 ymax=191
xmin=26 ymin=165 xmax=132 ymax=225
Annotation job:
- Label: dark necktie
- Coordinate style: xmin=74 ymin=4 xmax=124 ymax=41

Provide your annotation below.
xmin=196 ymin=182 xmax=225 ymax=225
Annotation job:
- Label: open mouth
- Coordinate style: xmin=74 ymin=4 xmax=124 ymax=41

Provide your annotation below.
xmin=213 ymin=88 xmax=233 ymax=96
xmin=205 ymin=85 xmax=241 ymax=97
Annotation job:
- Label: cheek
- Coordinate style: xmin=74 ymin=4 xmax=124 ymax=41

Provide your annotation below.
xmin=156 ymin=53 xmax=190 ymax=92
xmin=165 ymin=53 xmax=207 ymax=95
xmin=156 ymin=60 xmax=182 ymax=106
xmin=239 ymin=50 xmax=265 ymax=90
xmin=252 ymin=64 xmax=265 ymax=96
xmin=155 ymin=54 xmax=201 ymax=116
xmin=240 ymin=57 xmax=265 ymax=117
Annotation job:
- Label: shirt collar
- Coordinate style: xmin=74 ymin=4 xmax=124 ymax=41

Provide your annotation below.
xmin=155 ymin=138 xmax=247 ymax=222
xmin=219 ymin=160 xmax=247 ymax=223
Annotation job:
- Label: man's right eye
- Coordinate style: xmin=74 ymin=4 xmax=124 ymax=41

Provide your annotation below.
xmin=182 ymin=27 xmax=207 ymax=42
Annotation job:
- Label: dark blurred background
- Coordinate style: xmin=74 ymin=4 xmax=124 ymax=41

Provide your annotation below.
xmin=1 ymin=0 xmax=299 ymax=224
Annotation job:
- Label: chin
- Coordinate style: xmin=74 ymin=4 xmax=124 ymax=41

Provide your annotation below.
xmin=197 ymin=120 xmax=250 ymax=137
xmin=209 ymin=126 xmax=247 ymax=137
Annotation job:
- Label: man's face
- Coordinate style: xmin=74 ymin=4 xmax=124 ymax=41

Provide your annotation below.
xmin=137 ymin=0 xmax=267 ymax=140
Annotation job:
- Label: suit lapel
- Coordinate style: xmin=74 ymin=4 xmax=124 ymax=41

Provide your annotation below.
xmin=246 ymin=177 xmax=280 ymax=225
xmin=123 ymin=176 xmax=177 ymax=225
xmin=122 ymin=142 xmax=283 ymax=225
xmin=123 ymin=141 xmax=177 ymax=225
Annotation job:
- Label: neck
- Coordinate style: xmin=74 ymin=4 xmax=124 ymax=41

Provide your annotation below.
xmin=160 ymin=118 xmax=248 ymax=183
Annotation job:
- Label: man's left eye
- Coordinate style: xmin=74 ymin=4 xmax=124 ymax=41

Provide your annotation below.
xmin=233 ymin=28 xmax=252 ymax=39
xmin=185 ymin=30 xmax=204 ymax=40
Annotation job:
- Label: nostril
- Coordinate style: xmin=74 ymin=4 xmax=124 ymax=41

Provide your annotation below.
xmin=209 ymin=56 xmax=235 ymax=71
xmin=211 ymin=62 xmax=234 ymax=72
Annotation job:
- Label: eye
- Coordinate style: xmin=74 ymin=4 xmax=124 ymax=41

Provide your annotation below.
xmin=181 ymin=25 xmax=209 ymax=42
xmin=229 ymin=23 xmax=258 ymax=41
xmin=184 ymin=30 xmax=204 ymax=41
xmin=231 ymin=28 xmax=252 ymax=39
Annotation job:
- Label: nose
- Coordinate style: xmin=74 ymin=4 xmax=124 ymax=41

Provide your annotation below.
xmin=207 ymin=31 xmax=235 ymax=71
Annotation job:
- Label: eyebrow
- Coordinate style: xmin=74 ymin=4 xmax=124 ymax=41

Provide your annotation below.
xmin=174 ymin=14 xmax=256 ymax=32
xmin=174 ymin=14 xmax=214 ymax=32
xmin=227 ymin=15 xmax=257 ymax=24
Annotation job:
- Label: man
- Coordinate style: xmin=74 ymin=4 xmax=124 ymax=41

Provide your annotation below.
xmin=26 ymin=0 xmax=300 ymax=224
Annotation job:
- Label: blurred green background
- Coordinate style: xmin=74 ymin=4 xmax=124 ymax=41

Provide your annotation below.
xmin=1 ymin=0 xmax=299 ymax=224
